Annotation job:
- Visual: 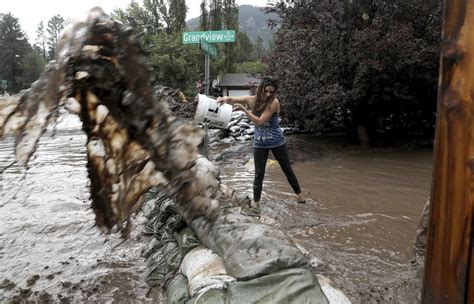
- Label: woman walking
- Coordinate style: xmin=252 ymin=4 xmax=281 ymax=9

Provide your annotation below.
xmin=217 ymin=77 xmax=306 ymax=208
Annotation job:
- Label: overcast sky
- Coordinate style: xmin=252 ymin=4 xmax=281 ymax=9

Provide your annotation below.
xmin=2 ymin=0 xmax=269 ymax=43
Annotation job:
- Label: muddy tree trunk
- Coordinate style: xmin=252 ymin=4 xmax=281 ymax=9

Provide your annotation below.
xmin=422 ymin=0 xmax=474 ymax=302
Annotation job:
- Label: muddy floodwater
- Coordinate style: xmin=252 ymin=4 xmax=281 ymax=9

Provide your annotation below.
xmin=215 ymin=135 xmax=432 ymax=303
xmin=0 ymin=117 xmax=151 ymax=303
xmin=1 ymin=117 xmax=432 ymax=303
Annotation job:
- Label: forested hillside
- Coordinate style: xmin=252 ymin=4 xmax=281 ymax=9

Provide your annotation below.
xmin=186 ymin=5 xmax=278 ymax=48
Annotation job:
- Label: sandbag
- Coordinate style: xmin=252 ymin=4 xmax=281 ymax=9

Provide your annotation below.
xmin=226 ymin=268 xmax=329 ymax=303
xmin=191 ymin=207 xmax=308 ymax=279
xmin=187 ymin=268 xmax=329 ymax=304
xmin=174 ymin=227 xmax=201 ymax=256
xmin=180 ymin=246 xmax=235 ymax=298
xmin=189 ymin=289 xmax=227 ymax=304
xmin=167 ymin=273 xmax=189 ymax=304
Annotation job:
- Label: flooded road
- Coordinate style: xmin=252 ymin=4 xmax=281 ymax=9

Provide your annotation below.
xmin=217 ymin=136 xmax=432 ymax=303
xmin=0 ymin=116 xmax=150 ymax=303
xmin=1 ymin=118 xmax=432 ymax=303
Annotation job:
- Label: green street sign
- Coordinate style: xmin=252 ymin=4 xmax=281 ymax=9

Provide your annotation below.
xmin=182 ymin=30 xmax=235 ymax=44
xmin=199 ymin=38 xmax=218 ymax=59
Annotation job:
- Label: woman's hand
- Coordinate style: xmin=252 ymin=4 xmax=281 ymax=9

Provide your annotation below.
xmin=217 ymin=96 xmax=227 ymax=105
xmin=232 ymin=103 xmax=248 ymax=113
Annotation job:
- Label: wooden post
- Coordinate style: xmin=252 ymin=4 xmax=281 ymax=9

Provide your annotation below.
xmin=422 ymin=0 xmax=474 ymax=303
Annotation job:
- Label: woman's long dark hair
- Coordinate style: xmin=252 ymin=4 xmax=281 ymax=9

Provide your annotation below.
xmin=252 ymin=77 xmax=279 ymax=115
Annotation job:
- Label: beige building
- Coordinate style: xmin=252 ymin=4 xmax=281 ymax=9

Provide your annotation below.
xmin=216 ymin=73 xmax=260 ymax=97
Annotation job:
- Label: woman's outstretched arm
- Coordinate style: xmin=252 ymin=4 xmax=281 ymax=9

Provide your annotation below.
xmin=217 ymin=95 xmax=254 ymax=107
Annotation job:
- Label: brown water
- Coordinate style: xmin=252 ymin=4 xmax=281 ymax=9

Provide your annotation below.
xmin=0 ymin=116 xmax=151 ymax=303
xmin=1 ymin=120 xmax=432 ymax=303
xmin=216 ymin=136 xmax=432 ymax=303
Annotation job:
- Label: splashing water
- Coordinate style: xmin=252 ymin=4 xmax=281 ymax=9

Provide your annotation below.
xmin=0 ymin=7 xmax=223 ymax=236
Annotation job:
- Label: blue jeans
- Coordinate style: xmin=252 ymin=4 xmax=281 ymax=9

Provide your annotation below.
xmin=253 ymin=143 xmax=301 ymax=202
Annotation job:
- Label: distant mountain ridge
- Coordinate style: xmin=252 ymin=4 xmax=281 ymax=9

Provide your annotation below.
xmin=186 ymin=5 xmax=278 ymax=48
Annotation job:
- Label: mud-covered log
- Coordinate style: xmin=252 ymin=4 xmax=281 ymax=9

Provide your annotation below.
xmin=423 ymin=0 xmax=474 ymax=302
xmin=0 ymin=8 xmax=223 ymax=236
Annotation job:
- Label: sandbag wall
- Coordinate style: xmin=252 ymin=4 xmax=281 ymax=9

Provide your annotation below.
xmin=141 ymin=189 xmax=330 ymax=303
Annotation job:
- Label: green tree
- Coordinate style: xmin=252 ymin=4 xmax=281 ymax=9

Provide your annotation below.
xmin=222 ymin=0 xmax=239 ymax=72
xmin=35 ymin=21 xmax=47 ymax=59
xmin=0 ymin=13 xmax=46 ymax=93
xmin=148 ymin=32 xmax=202 ymax=96
xmin=234 ymin=61 xmax=267 ymax=74
xmin=169 ymin=0 xmax=187 ymax=33
xmin=15 ymin=51 xmax=46 ymax=90
xmin=236 ymin=31 xmax=255 ymax=62
xmin=142 ymin=0 xmax=164 ymax=33
xmin=255 ymin=34 xmax=263 ymax=60
xmin=266 ymin=0 xmax=441 ymax=142
xmin=113 ymin=1 xmax=155 ymax=34
xmin=209 ymin=0 xmax=222 ymax=30
xmin=112 ymin=1 xmax=201 ymax=96
xmin=0 ymin=13 xmax=34 ymax=93
xmin=199 ymin=0 xmax=209 ymax=31
xmin=139 ymin=0 xmax=187 ymax=34
xmin=117 ymin=0 xmax=186 ymax=35
xmin=222 ymin=0 xmax=238 ymax=30
xmin=46 ymin=14 xmax=65 ymax=60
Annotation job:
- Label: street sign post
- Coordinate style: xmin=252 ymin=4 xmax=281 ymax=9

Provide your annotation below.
xmin=183 ymin=30 xmax=235 ymax=96
xmin=182 ymin=30 xmax=235 ymax=44
xmin=199 ymin=38 xmax=218 ymax=59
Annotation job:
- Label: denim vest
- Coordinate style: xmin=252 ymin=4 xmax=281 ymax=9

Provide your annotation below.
xmin=253 ymin=112 xmax=285 ymax=148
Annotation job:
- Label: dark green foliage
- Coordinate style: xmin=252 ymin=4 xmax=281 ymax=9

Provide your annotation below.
xmin=143 ymin=0 xmax=166 ymax=33
xmin=113 ymin=0 xmax=255 ymax=93
xmin=223 ymin=0 xmax=238 ymax=30
xmin=209 ymin=0 xmax=223 ymax=30
xmin=46 ymin=15 xmax=65 ymax=60
xmin=168 ymin=0 xmax=187 ymax=33
xmin=199 ymin=0 xmax=209 ymax=31
xmin=112 ymin=1 xmax=202 ymax=97
xmin=113 ymin=1 xmax=157 ymax=34
xmin=148 ymin=32 xmax=202 ymax=96
xmin=35 ymin=21 xmax=47 ymax=60
xmin=222 ymin=0 xmax=239 ymax=73
xmin=234 ymin=61 xmax=267 ymax=74
xmin=266 ymin=0 xmax=442 ymax=143
xmin=236 ymin=31 xmax=256 ymax=62
xmin=0 ymin=13 xmax=46 ymax=93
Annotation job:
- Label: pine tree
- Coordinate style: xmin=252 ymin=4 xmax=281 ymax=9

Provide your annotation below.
xmin=35 ymin=21 xmax=47 ymax=59
xmin=222 ymin=0 xmax=239 ymax=72
xmin=46 ymin=15 xmax=65 ymax=60
xmin=143 ymin=0 xmax=163 ymax=33
xmin=169 ymin=0 xmax=187 ymax=33
xmin=0 ymin=13 xmax=44 ymax=93
xmin=199 ymin=0 xmax=209 ymax=31
xmin=0 ymin=13 xmax=30 ymax=93
xmin=209 ymin=0 xmax=222 ymax=30
xmin=236 ymin=31 xmax=256 ymax=62
xmin=222 ymin=0 xmax=238 ymax=30
xmin=256 ymin=35 xmax=263 ymax=60
xmin=113 ymin=0 xmax=156 ymax=35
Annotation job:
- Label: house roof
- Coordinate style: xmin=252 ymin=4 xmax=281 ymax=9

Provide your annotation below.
xmin=216 ymin=73 xmax=261 ymax=88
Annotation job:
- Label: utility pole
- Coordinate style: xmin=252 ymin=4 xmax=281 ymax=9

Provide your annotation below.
xmin=204 ymin=53 xmax=210 ymax=96
xmin=422 ymin=0 xmax=474 ymax=302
